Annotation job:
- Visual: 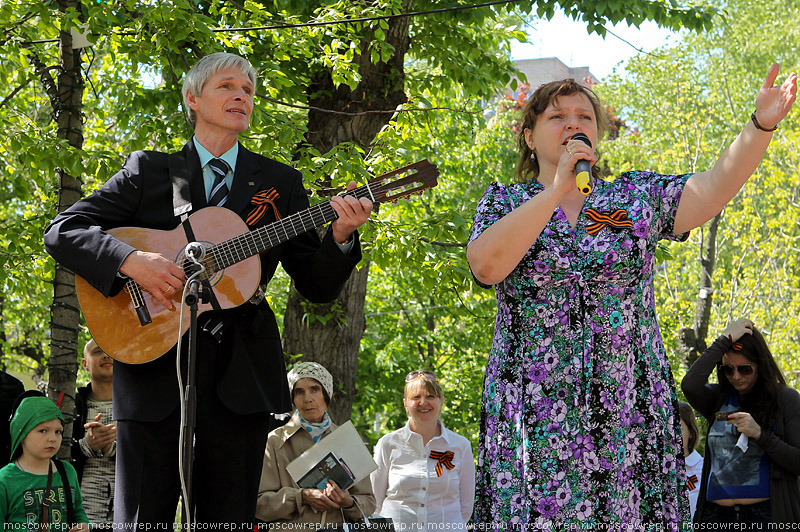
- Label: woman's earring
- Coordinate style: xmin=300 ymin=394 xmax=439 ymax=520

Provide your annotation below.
xmin=530 ymin=151 xmax=537 ymax=162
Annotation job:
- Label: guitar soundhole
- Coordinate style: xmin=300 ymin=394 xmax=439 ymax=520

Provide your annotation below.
xmin=176 ymin=246 xmax=224 ymax=287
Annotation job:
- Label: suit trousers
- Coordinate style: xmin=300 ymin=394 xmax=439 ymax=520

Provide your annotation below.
xmin=114 ymin=331 xmax=270 ymax=530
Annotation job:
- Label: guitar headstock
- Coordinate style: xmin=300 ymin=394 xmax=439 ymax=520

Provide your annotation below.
xmin=366 ymin=160 xmax=439 ymax=204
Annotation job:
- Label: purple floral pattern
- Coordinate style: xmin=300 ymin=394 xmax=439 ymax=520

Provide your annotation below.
xmin=469 ymin=172 xmax=693 ymax=530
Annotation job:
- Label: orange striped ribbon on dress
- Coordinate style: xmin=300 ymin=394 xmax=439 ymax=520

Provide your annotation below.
xmin=687 ymin=474 xmax=698 ymax=491
xmin=246 ymin=188 xmax=280 ymax=226
xmin=584 ymin=208 xmax=633 ymax=235
xmin=429 ymin=450 xmax=455 ymax=477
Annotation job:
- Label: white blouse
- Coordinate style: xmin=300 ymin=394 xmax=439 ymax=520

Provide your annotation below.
xmin=685 ymin=449 xmax=704 ymax=520
xmin=371 ymin=420 xmax=475 ymax=531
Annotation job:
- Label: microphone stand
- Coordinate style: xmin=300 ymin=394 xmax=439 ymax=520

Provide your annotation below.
xmin=181 ymin=277 xmax=206 ymax=525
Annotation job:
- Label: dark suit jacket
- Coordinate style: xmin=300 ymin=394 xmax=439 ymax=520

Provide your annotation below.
xmin=44 ymin=140 xmax=361 ymax=423
xmin=1 ymin=371 xmax=25 ymax=460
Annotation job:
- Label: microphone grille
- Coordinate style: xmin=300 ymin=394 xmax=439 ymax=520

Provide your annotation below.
xmin=571 ymin=132 xmax=592 ymax=147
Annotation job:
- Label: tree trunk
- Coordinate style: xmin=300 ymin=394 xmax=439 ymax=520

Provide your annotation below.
xmin=48 ymin=1 xmax=85 ymax=457
xmin=283 ymin=257 xmax=370 ymax=424
xmin=679 ymin=212 xmax=721 ymax=368
xmin=282 ymin=3 xmax=412 ymax=423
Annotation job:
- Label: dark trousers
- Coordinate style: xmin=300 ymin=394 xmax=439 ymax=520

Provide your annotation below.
xmin=698 ymin=500 xmax=771 ymax=529
xmin=114 ymin=341 xmax=270 ymax=530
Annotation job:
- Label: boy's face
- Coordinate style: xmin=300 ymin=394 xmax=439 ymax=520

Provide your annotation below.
xmin=21 ymin=419 xmax=63 ymax=462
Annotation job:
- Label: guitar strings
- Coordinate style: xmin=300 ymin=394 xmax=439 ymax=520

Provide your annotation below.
xmin=200 ymin=169 xmax=429 ymax=273
xmin=208 ymin=183 xmax=376 ymax=270
xmin=125 ymin=279 xmax=145 ymax=308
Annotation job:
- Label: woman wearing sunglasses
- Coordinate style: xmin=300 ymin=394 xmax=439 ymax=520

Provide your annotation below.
xmin=371 ymin=370 xmax=475 ymax=530
xmin=681 ymin=318 xmax=800 ymax=525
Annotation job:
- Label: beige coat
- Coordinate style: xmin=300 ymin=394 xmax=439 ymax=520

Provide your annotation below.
xmin=256 ymin=413 xmax=376 ymax=527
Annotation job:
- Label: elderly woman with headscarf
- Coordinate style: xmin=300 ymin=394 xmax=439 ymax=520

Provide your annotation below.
xmin=256 ymin=362 xmax=375 ymax=527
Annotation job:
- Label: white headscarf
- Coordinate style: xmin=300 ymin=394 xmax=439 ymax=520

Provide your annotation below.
xmin=287 ymin=362 xmax=334 ymax=437
xmin=287 ymin=361 xmax=334 ymax=399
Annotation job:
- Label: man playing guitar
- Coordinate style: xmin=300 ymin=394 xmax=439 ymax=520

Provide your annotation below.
xmin=44 ymin=52 xmax=372 ymax=529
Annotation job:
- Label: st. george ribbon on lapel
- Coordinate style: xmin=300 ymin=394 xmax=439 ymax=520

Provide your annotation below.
xmin=246 ymin=188 xmax=280 ymax=227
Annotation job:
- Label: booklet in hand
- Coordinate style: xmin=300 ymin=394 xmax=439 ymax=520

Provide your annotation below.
xmin=297 ymin=452 xmax=356 ymax=490
xmin=286 ymin=421 xmax=378 ymax=490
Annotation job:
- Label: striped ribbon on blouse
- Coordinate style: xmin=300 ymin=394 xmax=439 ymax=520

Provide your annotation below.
xmin=429 ymin=450 xmax=455 ymax=477
xmin=584 ymin=208 xmax=633 ymax=235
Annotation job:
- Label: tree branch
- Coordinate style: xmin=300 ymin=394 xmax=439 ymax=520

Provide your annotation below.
xmin=24 ymin=46 xmax=59 ymax=108
xmin=258 ymin=92 xmax=478 ymax=117
xmin=0 ymin=78 xmax=32 ymax=110
xmin=418 ymin=236 xmax=466 ymax=248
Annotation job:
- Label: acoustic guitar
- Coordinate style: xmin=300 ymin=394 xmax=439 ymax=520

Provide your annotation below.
xmin=76 ymin=160 xmax=439 ymax=364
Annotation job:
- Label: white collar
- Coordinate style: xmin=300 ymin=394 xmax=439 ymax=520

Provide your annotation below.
xmin=401 ymin=419 xmax=453 ymax=445
xmin=685 ymin=449 xmax=703 ymax=467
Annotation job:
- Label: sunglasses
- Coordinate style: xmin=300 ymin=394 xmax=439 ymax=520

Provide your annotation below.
xmin=720 ymin=364 xmax=754 ymax=377
xmin=405 ymin=370 xmax=438 ymax=382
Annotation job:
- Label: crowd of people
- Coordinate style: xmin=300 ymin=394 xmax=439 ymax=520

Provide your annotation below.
xmin=1 ymin=358 xmax=477 ymax=531
xmin=3 ymin=325 xmax=798 ymax=530
xmin=1 ymin=50 xmax=799 ymax=531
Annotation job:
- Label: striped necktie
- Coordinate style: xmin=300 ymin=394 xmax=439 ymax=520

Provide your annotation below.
xmin=207 ymin=158 xmax=230 ymax=207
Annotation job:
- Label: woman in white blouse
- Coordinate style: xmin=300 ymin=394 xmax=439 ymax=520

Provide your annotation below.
xmin=371 ymin=370 xmax=475 ymax=530
xmin=678 ymin=401 xmax=704 ymax=521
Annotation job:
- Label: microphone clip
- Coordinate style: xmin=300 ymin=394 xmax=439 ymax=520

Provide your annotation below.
xmin=185 ymin=242 xmax=206 ymax=263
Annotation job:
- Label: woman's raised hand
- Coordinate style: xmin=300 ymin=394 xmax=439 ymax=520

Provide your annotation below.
xmin=721 ymin=318 xmax=754 ymax=343
xmin=753 ymin=63 xmax=797 ymax=131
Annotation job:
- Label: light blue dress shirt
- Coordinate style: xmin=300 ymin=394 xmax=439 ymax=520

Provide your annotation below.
xmin=193 ymin=136 xmax=237 ymax=202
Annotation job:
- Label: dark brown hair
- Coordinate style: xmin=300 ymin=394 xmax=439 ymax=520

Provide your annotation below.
xmin=716 ymin=327 xmax=787 ymax=426
xmin=514 ymin=79 xmax=608 ymax=181
xmin=678 ymin=401 xmax=700 ymax=453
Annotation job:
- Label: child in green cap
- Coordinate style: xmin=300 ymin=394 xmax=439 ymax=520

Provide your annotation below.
xmin=1 ymin=395 xmax=89 ymax=531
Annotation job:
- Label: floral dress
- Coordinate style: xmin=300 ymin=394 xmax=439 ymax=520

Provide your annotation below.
xmin=468 ymin=172 xmax=692 ymax=531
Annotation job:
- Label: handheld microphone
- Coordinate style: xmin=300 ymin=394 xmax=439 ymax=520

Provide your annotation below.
xmin=571 ymin=132 xmax=593 ymax=195
xmin=185 ymin=242 xmax=206 ymax=262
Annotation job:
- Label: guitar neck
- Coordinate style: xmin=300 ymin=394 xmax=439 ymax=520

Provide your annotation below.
xmin=210 ymin=183 xmax=375 ymax=269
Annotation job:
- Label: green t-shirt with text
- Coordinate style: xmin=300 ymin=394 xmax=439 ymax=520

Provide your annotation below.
xmin=0 ymin=461 xmax=89 ymax=531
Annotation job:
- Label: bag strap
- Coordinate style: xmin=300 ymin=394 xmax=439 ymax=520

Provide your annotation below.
xmin=351 ymin=497 xmax=370 ymax=526
xmin=340 ymin=496 xmax=369 ymax=528
xmin=55 ymin=459 xmax=76 ymax=527
xmin=39 ymin=460 xmax=54 ymax=531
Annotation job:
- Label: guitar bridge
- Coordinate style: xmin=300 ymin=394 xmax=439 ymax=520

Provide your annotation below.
xmin=125 ymin=281 xmax=152 ymax=326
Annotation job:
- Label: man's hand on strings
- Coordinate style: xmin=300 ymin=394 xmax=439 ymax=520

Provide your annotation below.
xmin=331 ymin=181 xmax=373 ymax=245
xmin=119 ymin=250 xmax=185 ymax=309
